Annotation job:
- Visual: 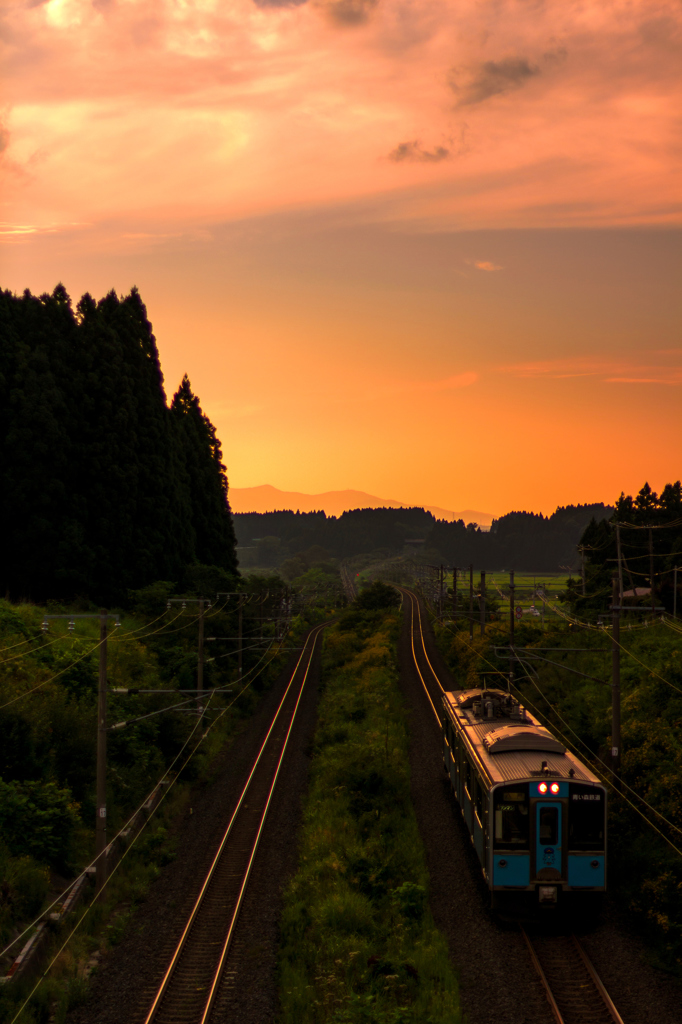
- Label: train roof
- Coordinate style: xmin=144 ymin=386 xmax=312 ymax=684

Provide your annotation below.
xmin=442 ymin=688 xmax=602 ymax=787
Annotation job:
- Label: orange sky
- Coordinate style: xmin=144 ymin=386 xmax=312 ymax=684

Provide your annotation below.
xmin=1 ymin=0 xmax=680 ymax=515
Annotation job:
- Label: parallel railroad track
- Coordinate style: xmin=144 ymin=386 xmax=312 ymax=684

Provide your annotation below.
xmin=142 ymin=622 xmax=327 ymax=1024
xmin=521 ymin=927 xmax=625 ymax=1024
xmin=398 ymin=586 xmax=626 ymax=1024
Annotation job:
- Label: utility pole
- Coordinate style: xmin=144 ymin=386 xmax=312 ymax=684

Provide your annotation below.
xmin=615 ymin=524 xmax=624 ymax=605
xmin=469 ymin=564 xmax=474 ymax=641
xmin=197 ymin=598 xmax=205 ymax=698
xmin=42 ymin=611 xmax=120 ymax=893
xmin=167 ymin=598 xmax=211 ymax=701
xmin=675 ymin=566 xmax=679 ymax=620
xmin=453 ymin=567 xmax=458 ymax=624
xmin=480 ymin=570 xmax=486 ymax=637
xmin=649 ymin=527 xmax=656 ymax=618
xmin=96 ymin=611 xmax=108 ymax=892
xmin=611 ymin=576 xmax=621 ymax=783
xmin=579 ymin=546 xmax=586 ymax=597
xmin=509 ymin=569 xmax=515 ymax=645
xmin=238 ymin=595 xmax=243 ymax=681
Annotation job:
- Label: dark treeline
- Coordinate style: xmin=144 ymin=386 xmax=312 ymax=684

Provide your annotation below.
xmin=569 ymin=481 xmax=682 ymax=615
xmin=425 ymin=503 xmax=614 ymax=571
xmin=0 ymin=285 xmax=238 ymax=605
xmin=234 ymin=506 xmax=435 ymax=563
xmin=235 ymin=503 xmax=614 ymax=571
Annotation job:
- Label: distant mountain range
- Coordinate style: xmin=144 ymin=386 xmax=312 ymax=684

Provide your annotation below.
xmin=229 ymin=484 xmax=496 ymax=526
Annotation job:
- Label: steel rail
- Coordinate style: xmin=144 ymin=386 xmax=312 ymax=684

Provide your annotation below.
xmin=398 ymin=587 xmax=442 ymax=724
xmin=143 ymin=623 xmax=326 ymax=1024
xmin=521 ymin=926 xmax=625 ymax=1024
xmin=572 ymin=934 xmax=625 ymax=1024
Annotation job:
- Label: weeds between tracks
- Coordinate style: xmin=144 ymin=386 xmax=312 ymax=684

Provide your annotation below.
xmin=278 ymin=606 xmax=461 ymax=1024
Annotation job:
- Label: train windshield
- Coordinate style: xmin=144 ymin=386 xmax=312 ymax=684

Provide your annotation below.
xmin=493 ymin=786 xmax=529 ymax=849
xmin=569 ymin=785 xmax=605 ymax=851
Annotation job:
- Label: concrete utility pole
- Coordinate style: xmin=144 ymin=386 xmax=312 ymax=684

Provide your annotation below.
xmin=579 ymin=546 xmax=586 ymax=597
xmin=649 ymin=527 xmax=656 ymax=618
xmin=479 ymin=570 xmax=486 ymax=637
xmin=167 ymin=598 xmax=211 ymax=701
xmin=509 ymin=569 xmax=515 ymax=644
xmin=96 ymin=610 xmax=108 ymax=891
xmin=238 ymin=595 xmax=243 ymax=681
xmin=453 ymin=566 xmax=458 ymax=623
xmin=611 ymin=576 xmax=621 ymax=782
xmin=197 ymin=599 xmax=205 ymax=698
xmin=42 ymin=611 xmax=119 ymax=893
xmin=615 ymin=524 xmax=624 ymax=605
xmin=675 ymin=566 xmax=680 ymax=620
xmin=469 ymin=564 xmax=474 ymax=641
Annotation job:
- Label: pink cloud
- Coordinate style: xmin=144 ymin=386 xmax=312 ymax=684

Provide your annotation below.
xmin=503 ymin=357 xmax=682 ymax=384
xmin=0 ymin=1 xmax=681 ymax=237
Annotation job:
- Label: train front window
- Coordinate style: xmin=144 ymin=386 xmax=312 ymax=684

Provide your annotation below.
xmin=539 ymin=806 xmax=558 ymax=845
xmin=493 ymin=787 xmax=529 ymax=849
xmin=569 ymin=786 xmax=605 ymax=850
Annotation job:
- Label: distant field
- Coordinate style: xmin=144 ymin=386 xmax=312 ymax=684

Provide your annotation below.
xmin=449 ymin=571 xmax=569 ymax=620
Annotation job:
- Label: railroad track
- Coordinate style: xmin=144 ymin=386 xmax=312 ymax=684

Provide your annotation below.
xmin=142 ymin=622 xmax=326 ymax=1024
xmin=521 ymin=927 xmax=624 ymax=1024
xmin=399 ymin=586 xmax=445 ymax=725
xmin=399 ymin=587 xmax=626 ymax=1024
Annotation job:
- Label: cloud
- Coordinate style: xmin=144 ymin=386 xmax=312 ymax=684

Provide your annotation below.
xmin=253 ymin=0 xmax=308 ymax=7
xmin=321 ymin=0 xmax=378 ymax=26
xmin=502 ymin=358 xmax=682 ymax=384
xmin=388 ymin=140 xmax=450 ymax=163
xmin=606 ymin=376 xmax=682 ymax=384
xmin=451 ymin=57 xmax=540 ymax=106
xmin=473 ymin=260 xmax=502 ymax=272
xmin=0 ymin=125 xmax=9 ymax=155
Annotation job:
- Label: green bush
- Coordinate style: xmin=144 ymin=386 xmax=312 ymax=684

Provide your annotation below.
xmin=0 ymin=777 xmax=80 ymax=870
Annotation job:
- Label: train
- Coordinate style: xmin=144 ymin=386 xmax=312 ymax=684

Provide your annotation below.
xmin=441 ymin=687 xmax=606 ymax=910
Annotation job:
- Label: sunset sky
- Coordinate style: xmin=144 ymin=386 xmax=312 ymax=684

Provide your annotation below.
xmin=1 ymin=0 xmax=680 ymax=516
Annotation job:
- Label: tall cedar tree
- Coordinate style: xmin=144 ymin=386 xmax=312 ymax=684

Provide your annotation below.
xmin=171 ymin=375 xmax=238 ymax=573
xmin=0 ymin=285 xmax=238 ymax=604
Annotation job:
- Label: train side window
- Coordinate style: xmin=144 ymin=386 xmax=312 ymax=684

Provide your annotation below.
xmin=569 ymin=786 xmax=605 ymax=850
xmin=493 ymin=787 xmax=529 ymax=849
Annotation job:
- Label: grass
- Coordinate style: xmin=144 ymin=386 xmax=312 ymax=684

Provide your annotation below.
xmin=278 ymin=607 xmax=461 ymax=1024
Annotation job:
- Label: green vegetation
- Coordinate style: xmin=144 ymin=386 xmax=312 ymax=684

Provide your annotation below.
xmin=433 ymin=607 xmax=682 ymax=975
xmin=0 ymin=285 xmax=237 ymax=605
xmin=278 ymin=596 xmax=461 ymax=1024
xmin=0 ymin=581 xmax=313 ymax=1020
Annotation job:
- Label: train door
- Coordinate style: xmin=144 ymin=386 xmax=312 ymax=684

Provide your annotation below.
xmin=534 ymin=801 xmax=564 ymax=880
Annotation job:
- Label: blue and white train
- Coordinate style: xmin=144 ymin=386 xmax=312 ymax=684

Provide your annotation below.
xmin=442 ymin=688 xmax=606 ymax=909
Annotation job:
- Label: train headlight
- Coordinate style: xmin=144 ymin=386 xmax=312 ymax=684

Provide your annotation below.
xmin=538 ymin=782 xmax=548 ymax=794
xmin=550 ymin=783 xmax=560 ymax=794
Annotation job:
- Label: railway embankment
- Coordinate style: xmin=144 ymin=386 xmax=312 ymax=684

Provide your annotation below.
xmin=278 ymin=598 xmax=461 ymax=1024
